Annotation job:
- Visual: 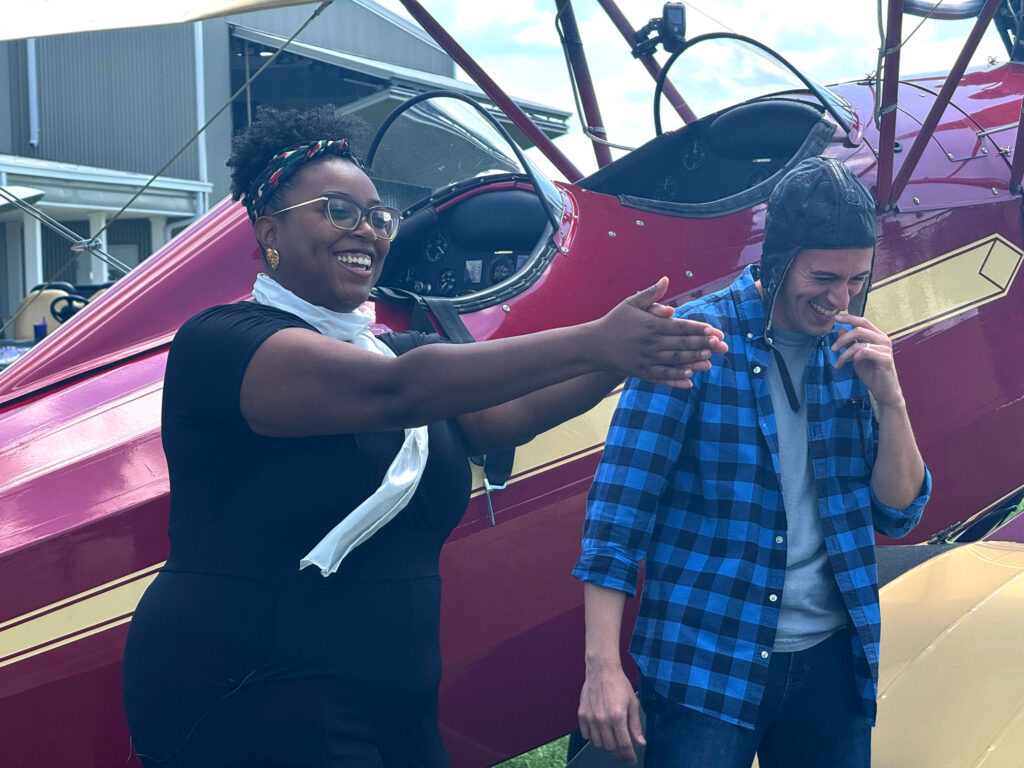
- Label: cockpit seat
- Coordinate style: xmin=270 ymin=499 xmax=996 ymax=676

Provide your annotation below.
xmin=447 ymin=189 xmax=547 ymax=252
xmin=578 ymin=97 xmax=833 ymax=210
xmin=706 ymin=99 xmax=824 ymax=161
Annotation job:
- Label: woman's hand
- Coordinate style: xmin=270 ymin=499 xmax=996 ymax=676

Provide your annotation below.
xmin=592 ymin=277 xmax=727 ymax=388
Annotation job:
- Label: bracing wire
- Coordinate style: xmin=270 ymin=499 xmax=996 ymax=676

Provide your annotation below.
xmin=1 ymin=1 xmax=335 ymax=340
xmin=91 ymin=0 xmax=335 ymax=242
xmin=874 ymin=1 xmax=948 ymax=128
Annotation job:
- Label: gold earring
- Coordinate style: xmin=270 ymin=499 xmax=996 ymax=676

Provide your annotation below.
xmin=265 ymin=247 xmax=280 ymax=270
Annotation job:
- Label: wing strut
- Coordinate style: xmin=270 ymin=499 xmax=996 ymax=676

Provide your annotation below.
xmin=1010 ymin=101 xmax=1024 ymax=194
xmin=881 ymin=0 xmax=1005 ymax=209
xmin=555 ymin=0 xmax=614 ymax=168
xmin=875 ymin=0 xmax=904 ymax=210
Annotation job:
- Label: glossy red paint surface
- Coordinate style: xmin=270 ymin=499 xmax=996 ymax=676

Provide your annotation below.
xmin=2 ymin=62 xmax=1024 ymax=767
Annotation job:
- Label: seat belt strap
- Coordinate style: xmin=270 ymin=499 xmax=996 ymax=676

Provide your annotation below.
xmin=413 ymin=294 xmax=515 ymax=526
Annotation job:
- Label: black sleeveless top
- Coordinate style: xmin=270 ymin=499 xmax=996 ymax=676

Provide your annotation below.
xmin=123 ymin=302 xmax=470 ymax=766
xmin=159 ymin=301 xmax=471 ymax=586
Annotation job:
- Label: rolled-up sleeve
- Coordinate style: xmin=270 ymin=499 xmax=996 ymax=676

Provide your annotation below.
xmin=871 ymin=465 xmax=932 ymax=539
xmin=573 ymin=377 xmax=694 ymax=595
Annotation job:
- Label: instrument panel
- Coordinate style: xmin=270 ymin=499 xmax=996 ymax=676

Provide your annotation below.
xmin=379 ymin=187 xmax=549 ymax=298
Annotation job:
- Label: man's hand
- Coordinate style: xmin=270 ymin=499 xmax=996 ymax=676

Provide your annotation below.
xmin=595 ymin=277 xmax=728 ymax=389
xmin=578 ymin=660 xmax=645 ymax=764
xmin=831 ymin=313 xmax=903 ymax=407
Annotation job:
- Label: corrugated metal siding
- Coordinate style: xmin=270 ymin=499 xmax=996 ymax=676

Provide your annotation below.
xmin=201 ymin=20 xmax=234 ymax=204
xmin=30 ymin=27 xmax=199 ymax=178
xmin=0 ymin=43 xmax=14 ymax=153
xmin=108 ymin=218 xmax=151 ymax=255
xmin=7 ymin=41 xmax=30 ymax=156
xmin=225 ymin=3 xmax=453 ymax=77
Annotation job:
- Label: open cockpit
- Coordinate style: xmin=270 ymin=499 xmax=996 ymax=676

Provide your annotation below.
xmin=370 ymin=84 xmax=843 ymax=308
xmin=578 ymin=97 xmax=835 ymax=214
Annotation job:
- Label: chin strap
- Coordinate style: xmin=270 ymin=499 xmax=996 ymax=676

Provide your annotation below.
xmin=770 ymin=346 xmax=802 ymax=412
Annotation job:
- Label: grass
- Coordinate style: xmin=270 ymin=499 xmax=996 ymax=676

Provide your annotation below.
xmin=494 ymin=735 xmax=570 ymax=768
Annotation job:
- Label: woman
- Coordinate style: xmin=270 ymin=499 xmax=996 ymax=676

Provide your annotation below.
xmin=122 ymin=105 xmax=726 ymax=767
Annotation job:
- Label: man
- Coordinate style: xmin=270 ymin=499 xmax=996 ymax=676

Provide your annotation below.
xmin=573 ymin=157 xmax=930 ymax=768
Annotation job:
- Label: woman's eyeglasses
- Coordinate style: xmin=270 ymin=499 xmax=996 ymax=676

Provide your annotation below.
xmin=272 ymin=192 xmax=402 ymax=241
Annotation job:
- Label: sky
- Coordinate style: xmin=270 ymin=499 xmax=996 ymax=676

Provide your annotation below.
xmin=374 ymin=0 xmax=1008 ymax=179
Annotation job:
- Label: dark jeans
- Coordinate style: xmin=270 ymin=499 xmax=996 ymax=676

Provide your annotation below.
xmin=640 ymin=630 xmax=870 ymax=768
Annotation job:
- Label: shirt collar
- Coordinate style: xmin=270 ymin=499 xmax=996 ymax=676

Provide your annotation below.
xmin=733 ymin=265 xmax=768 ymax=338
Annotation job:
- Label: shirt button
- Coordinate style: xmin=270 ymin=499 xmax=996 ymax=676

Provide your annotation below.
xmin=753 ymin=365 xmax=762 ymax=374
xmin=775 ymin=535 xmax=784 ymax=544
xmin=746 ymin=332 xmax=754 ymax=339
xmin=761 ymin=650 xmax=770 ymax=659
xmin=769 ymin=593 xmax=778 ymax=602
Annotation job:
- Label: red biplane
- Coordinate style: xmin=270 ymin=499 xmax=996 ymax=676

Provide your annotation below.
xmin=2 ymin=1 xmax=1024 ymax=766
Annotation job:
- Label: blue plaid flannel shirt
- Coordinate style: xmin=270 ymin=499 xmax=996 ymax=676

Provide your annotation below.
xmin=573 ymin=266 xmax=931 ymax=729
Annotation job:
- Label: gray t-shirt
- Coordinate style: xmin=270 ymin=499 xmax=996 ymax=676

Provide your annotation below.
xmin=765 ymin=327 xmax=847 ymax=652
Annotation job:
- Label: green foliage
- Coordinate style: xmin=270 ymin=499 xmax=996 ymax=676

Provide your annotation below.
xmin=494 ymin=735 xmax=569 ymax=768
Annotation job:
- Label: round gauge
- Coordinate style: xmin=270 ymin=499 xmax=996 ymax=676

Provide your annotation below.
xmin=425 ymin=231 xmax=447 ymax=263
xmin=438 ymin=269 xmax=457 ymax=295
xmin=401 ymin=267 xmax=418 ymax=287
xmin=489 ymin=256 xmax=516 ymax=285
xmin=681 ymin=139 xmax=706 ymax=171
xmin=657 ymin=175 xmax=678 ymax=200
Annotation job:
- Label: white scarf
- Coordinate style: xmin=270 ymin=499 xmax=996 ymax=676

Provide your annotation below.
xmin=251 ymin=273 xmax=429 ymax=577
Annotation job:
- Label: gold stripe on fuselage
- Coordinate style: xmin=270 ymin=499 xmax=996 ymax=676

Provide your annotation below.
xmin=469 ymin=390 xmax=619 ymax=496
xmin=866 ymin=234 xmax=1024 ymax=340
xmin=0 ymin=564 xmax=162 ymax=669
xmin=4 ymin=233 xmax=1022 ymax=671
xmin=0 ymin=397 xmax=625 ymax=665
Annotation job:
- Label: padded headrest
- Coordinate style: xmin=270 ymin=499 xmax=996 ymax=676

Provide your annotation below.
xmin=447 ymin=190 xmax=547 ymax=251
xmin=707 ymin=100 xmax=824 ymax=159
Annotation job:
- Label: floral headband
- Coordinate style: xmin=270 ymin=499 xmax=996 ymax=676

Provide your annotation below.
xmin=244 ymin=138 xmax=362 ymax=221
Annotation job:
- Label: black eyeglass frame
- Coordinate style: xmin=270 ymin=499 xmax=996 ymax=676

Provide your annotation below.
xmin=271 ymin=191 xmax=402 ymax=241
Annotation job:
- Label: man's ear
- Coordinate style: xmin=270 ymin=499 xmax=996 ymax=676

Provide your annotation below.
xmin=253 ymin=215 xmax=278 ymax=250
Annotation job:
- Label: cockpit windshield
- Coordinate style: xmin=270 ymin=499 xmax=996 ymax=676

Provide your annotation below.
xmin=366 ymin=96 xmax=563 ymax=221
xmin=655 ymin=34 xmax=856 ymax=137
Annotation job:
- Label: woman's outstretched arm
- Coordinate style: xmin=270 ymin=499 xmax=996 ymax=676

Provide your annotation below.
xmin=240 ymin=278 xmax=724 ymax=437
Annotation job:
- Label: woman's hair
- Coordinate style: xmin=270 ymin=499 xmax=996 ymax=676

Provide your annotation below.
xmin=227 ymin=104 xmax=368 ymax=212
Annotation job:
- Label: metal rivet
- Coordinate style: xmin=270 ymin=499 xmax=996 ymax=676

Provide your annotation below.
xmin=559 ymin=246 xmax=568 ymax=253
xmin=992 ymin=187 xmax=1000 ymax=195
xmin=501 ymin=304 xmax=510 ymax=312
xmin=946 ymin=152 xmax=954 ymax=160
xmin=685 ymin=270 xmax=694 ymax=278
xmin=635 ymin=220 xmax=645 ymax=226
xmin=608 ymin=231 xmax=617 ymax=238
xmin=913 ymin=196 xmax=920 ymax=204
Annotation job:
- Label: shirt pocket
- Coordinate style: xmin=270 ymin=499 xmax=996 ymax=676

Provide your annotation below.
xmin=830 ymin=397 xmax=875 ymax=478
